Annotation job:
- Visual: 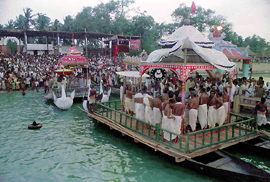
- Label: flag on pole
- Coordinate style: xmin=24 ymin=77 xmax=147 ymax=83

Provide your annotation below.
xmin=114 ymin=44 xmax=118 ymax=65
xmin=190 ymin=1 xmax=196 ymax=13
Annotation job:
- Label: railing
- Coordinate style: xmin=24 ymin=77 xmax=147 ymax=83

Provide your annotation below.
xmin=95 ymin=100 xmax=258 ymax=153
xmin=186 ymin=116 xmax=257 ymax=152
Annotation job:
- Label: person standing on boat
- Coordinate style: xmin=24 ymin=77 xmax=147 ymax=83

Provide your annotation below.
xmin=88 ymin=85 xmax=96 ymax=113
xmin=134 ymin=91 xmax=145 ymax=122
xmin=188 ymin=93 xmax=199 ymax=131
xmin=208 ymin=90 xmax=217 ymax=128
xmin=125 ymin=84 xmax=135 ymax=116
xmin=152 ymin=92 xmax=162 ymax=129
xmin=198 ymin=88 xmax=208 ymax=129
xmin=252 ymin=97 xmax=268 ymax=126
xmin=143 ymin=92 xmax=153 ymax=126
xmin=162 ymin=99 xmax=176 ymax=142
xmin=216 ymin=92 xmax=225 ymax=126
xmin=172 ymin=97 xmax=185 ymax=140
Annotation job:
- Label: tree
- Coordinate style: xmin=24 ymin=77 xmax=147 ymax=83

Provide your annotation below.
xmin=4 ymin=20 xmax=14 ymax=30
xmin=51 ymin=19 xmax=62 ymax=31
xmin=172 ymin=3 xmax=227 ymax=32
xmin=14 ymin=15 xmax=26 ymax=29
xmin=7 ymin=39 xmax=17 ymax=54
xmin=34 ymin=13 xmax=51 ymax=30
xmin=0 ymin=24 xmax=3 ymax=29
xmin=23 ymin=7 xmax=35 ymax=30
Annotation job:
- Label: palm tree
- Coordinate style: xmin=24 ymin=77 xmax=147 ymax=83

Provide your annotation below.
xmin=23 ymin=7 xmax=35 ymax=30
xmin=4 ymin=20 xmax=14 ymax=30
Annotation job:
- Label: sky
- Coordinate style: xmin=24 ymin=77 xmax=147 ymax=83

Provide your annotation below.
xmin=0 ymin=0 xmax=270 ymax=42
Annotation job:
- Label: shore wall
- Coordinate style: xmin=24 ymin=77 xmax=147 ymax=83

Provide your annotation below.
xmin=235 ymin=62 xmax=270 ymax=73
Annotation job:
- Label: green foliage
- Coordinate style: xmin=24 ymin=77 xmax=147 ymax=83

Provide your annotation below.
xmin=7 ymin=39 xmax=17 ymax=54
xmin=2 ymin=1 xmax=269 ymax=55
xmin=34 ymin=13 xmax=51 ymax=31
xmin=128 ymin=50 xmax=140 ymax=56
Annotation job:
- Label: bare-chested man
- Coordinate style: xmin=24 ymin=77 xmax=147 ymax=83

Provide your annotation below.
xmin=198 ymin=87 xmax=208 ymax=129
xmin=162 ymin=87 xmax=169 ymax=102
xmin=125 ymin=84 xmax=135 ymax=116
xmin=188 ymin=93 xmax=199 ymax=131
xmin=152 ymin=92 xmax=162 ymax=128
xmin=162 ymin=99 xmax=176 ymax=142
xmin=172 ymin=97 xmax=185 ymax=140
xmin=252 ymin=97 xmax=268 ymax=127
xmin=208 ymin=90 xmax=217 ymax=128
xmin=88 ymin=85 xmax=96 ymax=113
xmin=216 ymin=92 xmax=225 ymax=126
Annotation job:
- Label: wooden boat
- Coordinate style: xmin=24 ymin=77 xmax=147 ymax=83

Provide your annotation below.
xmin=182 ymin=150 xmax=270 ymax=182
xmin=224 ymin=137 xmax=270 ymax=159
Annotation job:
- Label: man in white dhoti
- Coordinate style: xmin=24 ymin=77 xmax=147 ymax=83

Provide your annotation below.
xmin=172 ymin=97 xmax=185 ymax=141
xmin=198 ymin=88 xmax=208 ymax=129
xmin=216 ymin=92 xmax=226 ymax=126
xmin=188 ymin=93 xmax=199 ymax=131
xmin=134 ymin=92 xmax=145 ymax=122
xmin=152 ymin=93 xmax=162 ymax=128
xmin=252 ymin=97 xmax=268 ymax=126
xmin=223 ymin=86 xmax=230 ymax=121
xmin=143 ymin=92 xmax=153 ymax=125
xmin=208 ymin=90 xmax=217 ymax=128
xmin=163 ymin=99 xmax=176 ymax=142
xmin=125 ymin=84 xmax=135 ymax=116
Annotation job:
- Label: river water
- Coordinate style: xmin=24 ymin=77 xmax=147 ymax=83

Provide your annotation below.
xmin=0 ymin=90 xmax=269 ymax=182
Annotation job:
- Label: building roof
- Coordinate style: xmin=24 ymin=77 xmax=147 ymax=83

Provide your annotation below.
xmin=0 ymin=29 xmax=113 ymax=39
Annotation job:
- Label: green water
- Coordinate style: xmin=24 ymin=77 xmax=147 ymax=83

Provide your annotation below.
xmin=0 ymin=91 xmax=217 ymax=182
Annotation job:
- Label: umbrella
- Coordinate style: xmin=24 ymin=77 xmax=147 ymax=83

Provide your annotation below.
xmin=54 ymin=69 xmax=73 ymax=75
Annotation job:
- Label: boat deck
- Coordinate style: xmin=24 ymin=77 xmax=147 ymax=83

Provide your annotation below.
xmin=88 ymin=109 xmax=263 ymax=162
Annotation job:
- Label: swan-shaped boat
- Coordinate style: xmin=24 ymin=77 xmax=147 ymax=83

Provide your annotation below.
xmin=53 ymin=85 xmax=75 ymax=110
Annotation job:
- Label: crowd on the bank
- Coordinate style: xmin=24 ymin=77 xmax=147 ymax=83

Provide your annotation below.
xmin=0 ymin=53 xmax=134 ymax=93
xmin=1 ymin=53 xmax=269 ymax=140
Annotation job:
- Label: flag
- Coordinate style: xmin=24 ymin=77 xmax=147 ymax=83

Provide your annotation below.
xmin=190 ymin=1 xmax=196 ymax=13
xmin=114 ymin=44 xmax=118 ymax=65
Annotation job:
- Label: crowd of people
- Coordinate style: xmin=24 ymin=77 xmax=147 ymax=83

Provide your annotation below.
xmin=122 ymin=72 xmax=269 ymax=141
xmin=0 ymin=53 xmax=133 ymax=94
xmin=1 ymin=52 xmax=269 ymax=139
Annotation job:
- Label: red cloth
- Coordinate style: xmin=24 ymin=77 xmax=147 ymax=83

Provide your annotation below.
xmin=114 ymin=44 xmax=118 ymax=65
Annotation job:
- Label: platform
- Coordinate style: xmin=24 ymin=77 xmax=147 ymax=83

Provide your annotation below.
xmin=86 ymin=100 xmax=264 ymax=163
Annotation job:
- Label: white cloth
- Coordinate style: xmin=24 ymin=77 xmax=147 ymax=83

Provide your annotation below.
xmin=174 ymin=115 xmax=182 ymax=136
xmin=208 ymin=106 xmax=216 ymax=128
xmin=125 ymin=97 xmax=135 ymax=112
xmin=135 ymin=103 xmax=145 ymax=121
xmin=198 ymin=104 xmax=208 ymax=129
xmin=189 ymin=109 xmax=198 ymax=131
xmin=223 ymin=102 xmax=229 ymax=118
xmin=162 ymin=115 xmax=176 ymax=141
xmin=143 ymin=94 xmax=153 ymax=124
xmin=257 ymin=113 xmax=268 ymax=126
xmin=216 ymin=105 xmax=225 ymax=126
xmin=152 ymin=107 xmax=162 ymax=126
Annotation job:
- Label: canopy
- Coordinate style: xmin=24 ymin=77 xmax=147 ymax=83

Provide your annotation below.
xmin=116 ymin=71 xmax=149 ymax=78
xmin=59 ymin=46 xmax=88 ymax=66
xmin=159 ymin=25 xmax=214 ymax=49
xmin=144 ymin=37 xmax=236 ymax=72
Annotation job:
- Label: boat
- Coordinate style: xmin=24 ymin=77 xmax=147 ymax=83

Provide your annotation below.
xmin=182 ymin=150 xmax=270 ymax=182
xmin=223 ymin=136 xmax=270 ymax=159
xmin=28 ymin=123 xmax=42 ymax=129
